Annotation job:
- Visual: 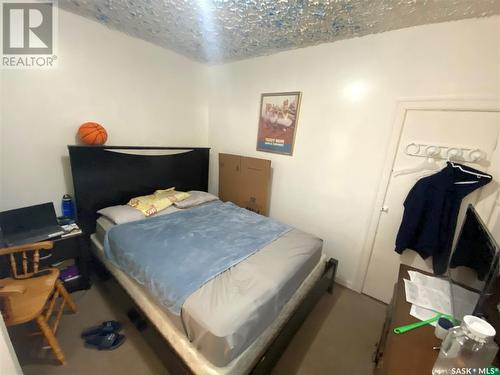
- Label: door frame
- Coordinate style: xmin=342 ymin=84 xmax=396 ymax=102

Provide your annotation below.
xmin=355 ymin=97 xmax=500 ymax=293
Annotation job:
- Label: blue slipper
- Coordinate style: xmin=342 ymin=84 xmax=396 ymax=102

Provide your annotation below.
xmin=85 ymin=332 xmax=126 ymax=350
xmin=81 ymin=321 xmax=122 ymax=338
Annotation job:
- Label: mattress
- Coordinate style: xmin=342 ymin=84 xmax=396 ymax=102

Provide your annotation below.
xmin=93 ymin=213 xmax=323 ymax=368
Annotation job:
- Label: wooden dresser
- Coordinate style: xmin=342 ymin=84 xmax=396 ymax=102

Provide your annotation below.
xmin=374 ymin=264 xmax=441 ymax=374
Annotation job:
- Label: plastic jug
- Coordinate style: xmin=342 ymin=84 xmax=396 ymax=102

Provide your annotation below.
xmin=432 ymin=315 xmax=498 ymax=375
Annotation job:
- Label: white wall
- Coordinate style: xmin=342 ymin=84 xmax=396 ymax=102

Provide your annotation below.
xmin=207 ymin=16 xmax=500 ymax=289
xmin=0 ymin=314 xmax=22 ymax=375
xmin=0 ymin=9 xmax=208 ymax=214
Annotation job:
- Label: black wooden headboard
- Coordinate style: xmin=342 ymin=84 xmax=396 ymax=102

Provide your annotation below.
xmin=68 ymin=146 xmax=210 ymax=235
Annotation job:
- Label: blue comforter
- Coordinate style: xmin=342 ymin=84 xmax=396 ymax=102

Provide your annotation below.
xmin=104 ymin=201 xmax=291 ymax=315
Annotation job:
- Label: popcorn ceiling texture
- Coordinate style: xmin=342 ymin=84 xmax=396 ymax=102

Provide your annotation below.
xmin=59 ymin=0 xmax=500 ymax=64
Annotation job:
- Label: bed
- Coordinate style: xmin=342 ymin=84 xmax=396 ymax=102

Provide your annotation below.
xmin=68 ymin=146 xmax=338 ymax=374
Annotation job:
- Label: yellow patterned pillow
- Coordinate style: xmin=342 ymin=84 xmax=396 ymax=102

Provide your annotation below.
xmin=128 ymin=187 xmax=190 ymax=216
xmin=154 ymin=188 xmax=190 ymax=203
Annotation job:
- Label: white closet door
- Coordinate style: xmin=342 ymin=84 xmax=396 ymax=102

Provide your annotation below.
xmin=362 ymin=108 xmax=500 ymax=303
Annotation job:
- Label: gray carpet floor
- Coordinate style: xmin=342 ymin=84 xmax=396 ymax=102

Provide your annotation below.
xmin=9 ymin=279 xmax=386 ymax=375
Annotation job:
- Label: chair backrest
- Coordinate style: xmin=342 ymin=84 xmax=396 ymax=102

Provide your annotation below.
xmin=0 ymin=241 xmax=53 ymax=278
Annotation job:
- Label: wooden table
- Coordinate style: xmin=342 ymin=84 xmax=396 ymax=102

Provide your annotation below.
xmin=374 ymin=264 xmax=441 ymax=374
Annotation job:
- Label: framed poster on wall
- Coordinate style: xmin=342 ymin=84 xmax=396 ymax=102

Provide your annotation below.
xmin=256 ymin=91 xmax=302 ymax=156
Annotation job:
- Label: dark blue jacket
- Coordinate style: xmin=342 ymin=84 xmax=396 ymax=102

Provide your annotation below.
xmin=395 ymin=162 xmax=491 ymax=274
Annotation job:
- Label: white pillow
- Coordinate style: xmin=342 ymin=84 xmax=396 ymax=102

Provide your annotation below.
xmin=155 ymin=205 xmax=182 ymax=216
xmin=97 ymin=205 xmax=145 ymax=224
xmin=98 ymin=204 xmax=182 ymax=224
xmin=174 ymin=191 xmax=218 ymax=209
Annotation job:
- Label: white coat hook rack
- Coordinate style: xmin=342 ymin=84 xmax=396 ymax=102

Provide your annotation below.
xmin=404 ymin=142 xmax=487 ymax=164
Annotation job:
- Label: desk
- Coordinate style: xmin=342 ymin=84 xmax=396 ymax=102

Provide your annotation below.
xmin=374 ymin=264 xmax=441 ymax=374
xmin=0 ymin=232 xmax=90 ymax=293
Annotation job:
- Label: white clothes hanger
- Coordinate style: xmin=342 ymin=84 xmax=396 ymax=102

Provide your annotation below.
xmin=393 ymin=158 xmax=442 ymax=177
xmin=449 ymin=160 xmax=492 ymax=185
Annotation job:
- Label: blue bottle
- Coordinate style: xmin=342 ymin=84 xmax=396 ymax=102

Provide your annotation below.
xmin=62 ymin=194 xmax=75 ymax=220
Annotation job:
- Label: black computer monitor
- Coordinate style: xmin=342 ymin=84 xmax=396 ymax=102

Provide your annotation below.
xmin=449 ymin=204 xmax=499 ymax=319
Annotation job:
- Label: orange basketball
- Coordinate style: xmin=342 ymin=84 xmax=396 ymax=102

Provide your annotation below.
xmin=78 ymin=122 xmax=107 ymax=145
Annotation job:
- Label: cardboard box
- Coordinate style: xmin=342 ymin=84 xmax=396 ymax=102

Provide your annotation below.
xmin=219 ymin=153 xmax=271 ymax=216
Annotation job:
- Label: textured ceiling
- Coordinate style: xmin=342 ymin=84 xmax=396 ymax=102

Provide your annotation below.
xmin=59 ymin=0 xmax=500 ymax=64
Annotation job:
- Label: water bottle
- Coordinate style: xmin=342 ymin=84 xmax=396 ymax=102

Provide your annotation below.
xmin=432 ymin=315 xmax=498 ymax=375
xmin=62 ymin=194 xmax=75 ymax=219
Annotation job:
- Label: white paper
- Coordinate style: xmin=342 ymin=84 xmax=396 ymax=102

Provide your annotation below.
xmin=408 ymin=271 xmax=451 ymax=294
xmin=450 ymin=283 xmax=480 ymax=320
xmin=404 ymin=270 xmax=480 ymax=323
xmin=403 ymin=278 xmax=452 ymax=315
xmin=410 ymin=305 xmax=440 ymax=327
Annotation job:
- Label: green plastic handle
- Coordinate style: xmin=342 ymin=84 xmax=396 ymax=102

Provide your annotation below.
xmin=393 ymin=314 xmax=447 ymax=334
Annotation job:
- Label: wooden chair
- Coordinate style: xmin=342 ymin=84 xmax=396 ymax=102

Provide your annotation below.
xmin=0 ymin=241 xmax=77 ymax=364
